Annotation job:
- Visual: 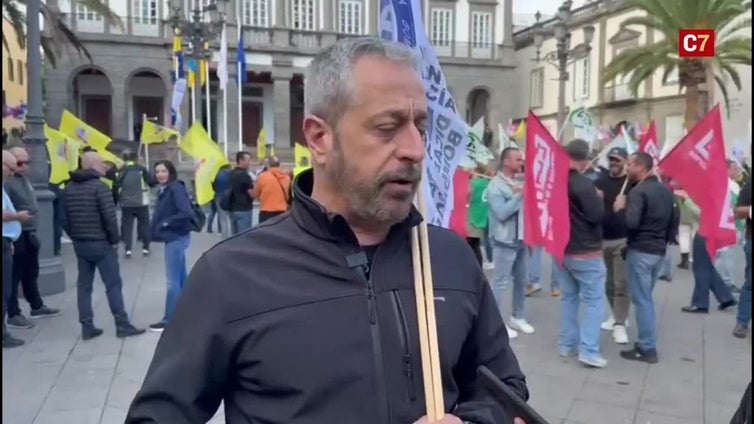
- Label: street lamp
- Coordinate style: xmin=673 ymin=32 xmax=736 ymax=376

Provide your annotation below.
xmin=167 ymin=0 xmax=229 ymax=127
xmin=531 ymin=0 xmax=595 ymax=142
xmin=23 ymin=0 xmax=65 ymax=295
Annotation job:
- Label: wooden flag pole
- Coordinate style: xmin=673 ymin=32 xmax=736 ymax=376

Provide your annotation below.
xmin=411 ymin=189 xmax=445 ymax=422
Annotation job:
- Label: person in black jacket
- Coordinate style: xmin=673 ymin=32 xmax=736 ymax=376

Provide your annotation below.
xmin=126 ymin=36 xmax=528 ymax=424
xmin=594 ymin=147 xmax=632 ymax=345
xmin=614 ymin=152 xmax=679 ymax=364
xmin=556 ymin=139 xmax=608 ymax=369
xmin=63 ymin=151 xmax=145 ymax=341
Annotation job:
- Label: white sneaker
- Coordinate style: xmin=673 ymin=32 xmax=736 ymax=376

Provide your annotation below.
xmin=509 ymin=317 xmax=535 ymax=334
xmin=578 ymin=355 xmax=608 ymax=368
xmin=61 ymin=235 xmax=72 ymax=244
xmin=601 ymin=316 xmax=615 ymax=331
xmin=612 ymin=325 xmax=629 ymax=344
xmin=506 ymin=325 xmax=519 ymax=339
xmin=483 ymin=261 xmax=495 ymax=270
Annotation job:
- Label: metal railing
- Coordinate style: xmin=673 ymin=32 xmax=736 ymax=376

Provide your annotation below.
xmin=429 ymin=40 xmax=503 ymax=60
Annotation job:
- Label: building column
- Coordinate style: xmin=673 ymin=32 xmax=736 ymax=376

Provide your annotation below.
xmin=226 ymin=76 xmax=240 ymax=158
xmin=272 ymin=75 xmax=291 ymax=150
xmin=111 ymin=80 xmax=128 ymax=139
xmin=323 ymin=0 xmax=334 ymax=31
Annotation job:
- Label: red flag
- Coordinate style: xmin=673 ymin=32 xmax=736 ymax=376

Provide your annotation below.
xmin=523 ymin=111 xmax=571 ymax=265
xmin=658 ymin=105 xmax=736 ymax=258
xmin=449 ymin=169 xmax=471 ymax=239
xmin=639 ymin=120 xmax=660 ymax=166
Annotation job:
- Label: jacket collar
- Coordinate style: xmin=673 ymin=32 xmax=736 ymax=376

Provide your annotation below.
xmin=290 ymin=168 xmax=423 ymax=243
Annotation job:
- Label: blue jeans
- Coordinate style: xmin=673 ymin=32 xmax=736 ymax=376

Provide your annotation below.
xmin=528 ymin=245 xmax=542 ymax=284
xmin=736 ymin=239 xmax=752 ymax=327
xmin=205 ymin=201 xmax=220 ymax=233
xmin=163 ymin=235 xmax=190 ymax=323
xmin=556 ymin=255 xmax=606 ymax=359
xmin=3 ymin=238 xmax=13 ymax=338
xmin=714 ymin=244 xmax=737 ymax=287
xmin=659 ymin=247 xmax=674 ymax=279
xmin=550 ymin=256 xmax=560 ymax=290
xmin=482 ymin=227 xmax=493 ymax=262
xmin=626 ymin=249 xmax=663 ymax=351
xmin=491 ymin=242 xmax=528 ymax=320
xmin=72 ymin=241 xmax=129 ymax=327
xmin=231 ymin=210 xmax=252 ymax=234
xmin=691 ymin=234 xmax=734 ymax=309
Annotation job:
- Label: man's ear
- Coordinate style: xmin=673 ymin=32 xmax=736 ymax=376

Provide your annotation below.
xmin=303 ymin=115 xmax=333 ymax=167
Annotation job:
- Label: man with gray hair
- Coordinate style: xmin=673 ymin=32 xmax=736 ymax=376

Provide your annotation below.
xmin=128 ymin=37 xmax=528 ymax=424
xmin=5 ymin=146 xmax=60 ymax=330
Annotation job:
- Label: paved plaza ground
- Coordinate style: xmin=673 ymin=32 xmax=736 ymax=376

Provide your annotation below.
xmin=2 ymin=231 xmax=750 ymax=424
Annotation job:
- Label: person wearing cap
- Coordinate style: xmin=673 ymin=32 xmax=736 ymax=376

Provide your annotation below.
xmin=557 ymin=139 xmax=607 ymax=368
xmin=594 ymin=147 xmax=632 ymax=345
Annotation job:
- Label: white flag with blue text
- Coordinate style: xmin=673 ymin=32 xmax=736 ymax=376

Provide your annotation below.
xmin=379 ymin=0 xmax=467 ymax=227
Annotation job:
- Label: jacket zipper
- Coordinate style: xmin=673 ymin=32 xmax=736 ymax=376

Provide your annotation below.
xmin=362 ymin=249 xmax=392 ymax=424
xmin=391 ymin=291 xmax=417 ymax=401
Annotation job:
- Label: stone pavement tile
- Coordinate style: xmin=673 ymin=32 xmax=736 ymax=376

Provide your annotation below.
xmin=638 ymin=385 xmax=704 ymax=420
xmin=105 ymin=373 xmax=143 ymax=411
xmin=40 ymin=378 xmax=111 ymax=413
xmin=525 ymin=372 xmax=582 ymax=420
xmin=113 ymin=354 xmax=151 ymax=383
xmin=575 ymin=379 xmax=642 ymax=410
xmin=705 ymin=401 xmax=740 ymax=424
xmin=633 ymin=410 xmax=702 ymax=424
xmin=100 ymin=405 xmax=127 ymax=424
xmin=2 ymin=387 xmax=51 ymax=424
xmin=566 ymin=399 xmax=635 ymax=424
xmin=33 ymin=407 xmax=102 ymax=424
xmin=1 ymin=410 xmax=35 ymax=424
xmin=53 ymin=367 xmax=114 ymax=391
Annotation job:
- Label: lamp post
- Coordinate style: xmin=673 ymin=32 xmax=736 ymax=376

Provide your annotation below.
xmin=24 ymin=0 xmax=65 ymax=295
xmin=531 ymin=0 xmax=595 ymax=142
xmin=167 ymin=0 xmax=229 ymax=127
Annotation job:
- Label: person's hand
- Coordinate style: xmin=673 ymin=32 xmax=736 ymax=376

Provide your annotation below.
xmin=412 ymin=415 xmax=463 ymax=424
xmin=674 ymin=189 xmax=689 ymax=200
xmin=511 ymin=184 xmax=524 ymax=194
xmin=16 ymin=210 xmax=31 ymax=222
xmin=595 ymin=188 xmax=604 ymax=198
xmin=613 ymin=194 xmax=626 ymax=212
xmin=514 ymin=418 xmax=526 ymax=424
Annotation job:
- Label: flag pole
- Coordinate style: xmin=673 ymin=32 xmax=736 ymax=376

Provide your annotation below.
xmin=141 ymin=113 xmax=150 ymax=169
xmin=205 ymin=60 xmax=212 ymax=139
xmin=237 ymin=0 xmax=244 ymax=155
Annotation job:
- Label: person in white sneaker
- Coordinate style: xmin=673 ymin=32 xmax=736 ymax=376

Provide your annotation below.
xmin=486 ymin=148 xmax=535 ymax=335
xmin=594 ymin=147 xmax=632 ymax=345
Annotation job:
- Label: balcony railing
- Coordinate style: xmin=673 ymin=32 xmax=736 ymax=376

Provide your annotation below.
xmin=61 ymin=14 xmax=167 ymax=39
xmin=604 ymin=83 xmax=635 ymax=103
xmin=429 ymin=40 xmax=502 ymax=60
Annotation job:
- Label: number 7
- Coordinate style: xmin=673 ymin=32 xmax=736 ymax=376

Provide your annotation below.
xmin=699 ymin=34 xmax=710 ymax=52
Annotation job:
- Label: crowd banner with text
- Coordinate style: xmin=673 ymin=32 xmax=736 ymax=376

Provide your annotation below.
xmin=523 ymin=111 xmax=571 ymax=265
xmin=658 ymin=105 xmax=736 ymax=258
xmin=379 ymin=0 xmax=466 ymax=227
xmin=638 ymin=120 xmax=659 ymax=166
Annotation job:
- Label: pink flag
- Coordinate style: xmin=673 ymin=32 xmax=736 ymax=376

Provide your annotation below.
xmin=448 ymin=169 xmax=471 ymax=239
xmin=658 ymin=105 xmax=736 ymax=258
xmin=523 ymin=111 xmax=571 ymax=265
xmin=639 ymin=120 xmax=660 ymax=166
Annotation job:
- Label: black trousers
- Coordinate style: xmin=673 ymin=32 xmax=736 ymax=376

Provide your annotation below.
xmin=121 ymin=206 xmax=151 ymax=251
xmin=9 ymin=231 xmax=44 ymax=317
xmin=3 ymin=238 xmax=13 ymax=337
xmin=258 ymin=210 xmax=285 ymax=224
xmin=466 ymin=237 xmax=483 ymax=266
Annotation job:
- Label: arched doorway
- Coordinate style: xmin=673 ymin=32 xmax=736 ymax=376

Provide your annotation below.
xmin=71 ymin=67 xmax=113 ymax=136
xmin=466 ymin=88 xmax=490 ymax=124
xmin=126 ymin=69 xmax=168 ymax=140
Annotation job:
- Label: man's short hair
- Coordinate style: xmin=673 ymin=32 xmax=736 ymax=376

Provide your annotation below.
xmin=236 ymin=151 xmax=251 ymax=164
xmin=565 ymin=139 xmax=590 ymax=161
xmin=500 ymin=147 xmax=519 ymax=162
xmin=631 ymin=151 xmax=654 ymax=171
xmin=304 ymin=37 xmax=418 ymax=129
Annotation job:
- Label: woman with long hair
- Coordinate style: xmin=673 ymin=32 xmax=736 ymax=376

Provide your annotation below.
xmin=148 ymin=160 xmax=194 ymax=332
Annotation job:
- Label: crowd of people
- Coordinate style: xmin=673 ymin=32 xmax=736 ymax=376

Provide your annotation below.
xmin=2 ymin=35 xmax=751 ymax=423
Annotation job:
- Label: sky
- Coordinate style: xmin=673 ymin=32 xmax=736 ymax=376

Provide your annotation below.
xmin=513 ymin=0 xmax=588 ymax=15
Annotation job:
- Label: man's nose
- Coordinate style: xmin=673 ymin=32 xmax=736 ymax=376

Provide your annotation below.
xmin=397 ymin=126 xmax=426 ymax=163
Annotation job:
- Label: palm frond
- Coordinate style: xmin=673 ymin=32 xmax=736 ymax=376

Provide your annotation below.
xmin=717 ymin=17 xmax=752 ymax=42
xmin=2 ymin=0 xmax=27 ymax=50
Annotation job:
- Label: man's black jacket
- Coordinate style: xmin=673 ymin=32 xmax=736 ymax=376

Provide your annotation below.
xmin=126 ymin=169 xmax=528 ymax=424
xmin=62 ymin=169 xmax=120 ymax=245
xmin=625 ymin=175 xmax=679 ymax=255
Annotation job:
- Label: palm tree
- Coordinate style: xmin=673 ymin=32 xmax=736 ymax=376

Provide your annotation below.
xmin=603 ymin=0 xmax=752 ymax=129
xmin=2 ymin=0 xmax=122 ymax=67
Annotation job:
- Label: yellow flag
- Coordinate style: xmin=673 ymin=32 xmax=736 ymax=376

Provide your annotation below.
xmin=293 ymin=143 xmax=311 ymax=177
xmin=256 ymin=128 xmax=268 ymax=159
xmin=64 ymin=135 xmax=83 ymax=171
xmin=141 ymin=120 xmax=180 ymax=145
xmin=59 ymin=109 xmax=112 ymax=151
xmin=181 ymin=122 xmax=228 ymax=205
xmin=99 ymin=148 xmax=124 ymax=169
xmin=512 ymin=120 xmax=526 ymax=141
xmin=45 ymin=125 xmax=70 ymax=184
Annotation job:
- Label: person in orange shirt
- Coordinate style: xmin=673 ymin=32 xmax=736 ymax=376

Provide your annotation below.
xmin=252 ymin=156 xmax=292 ymax=223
